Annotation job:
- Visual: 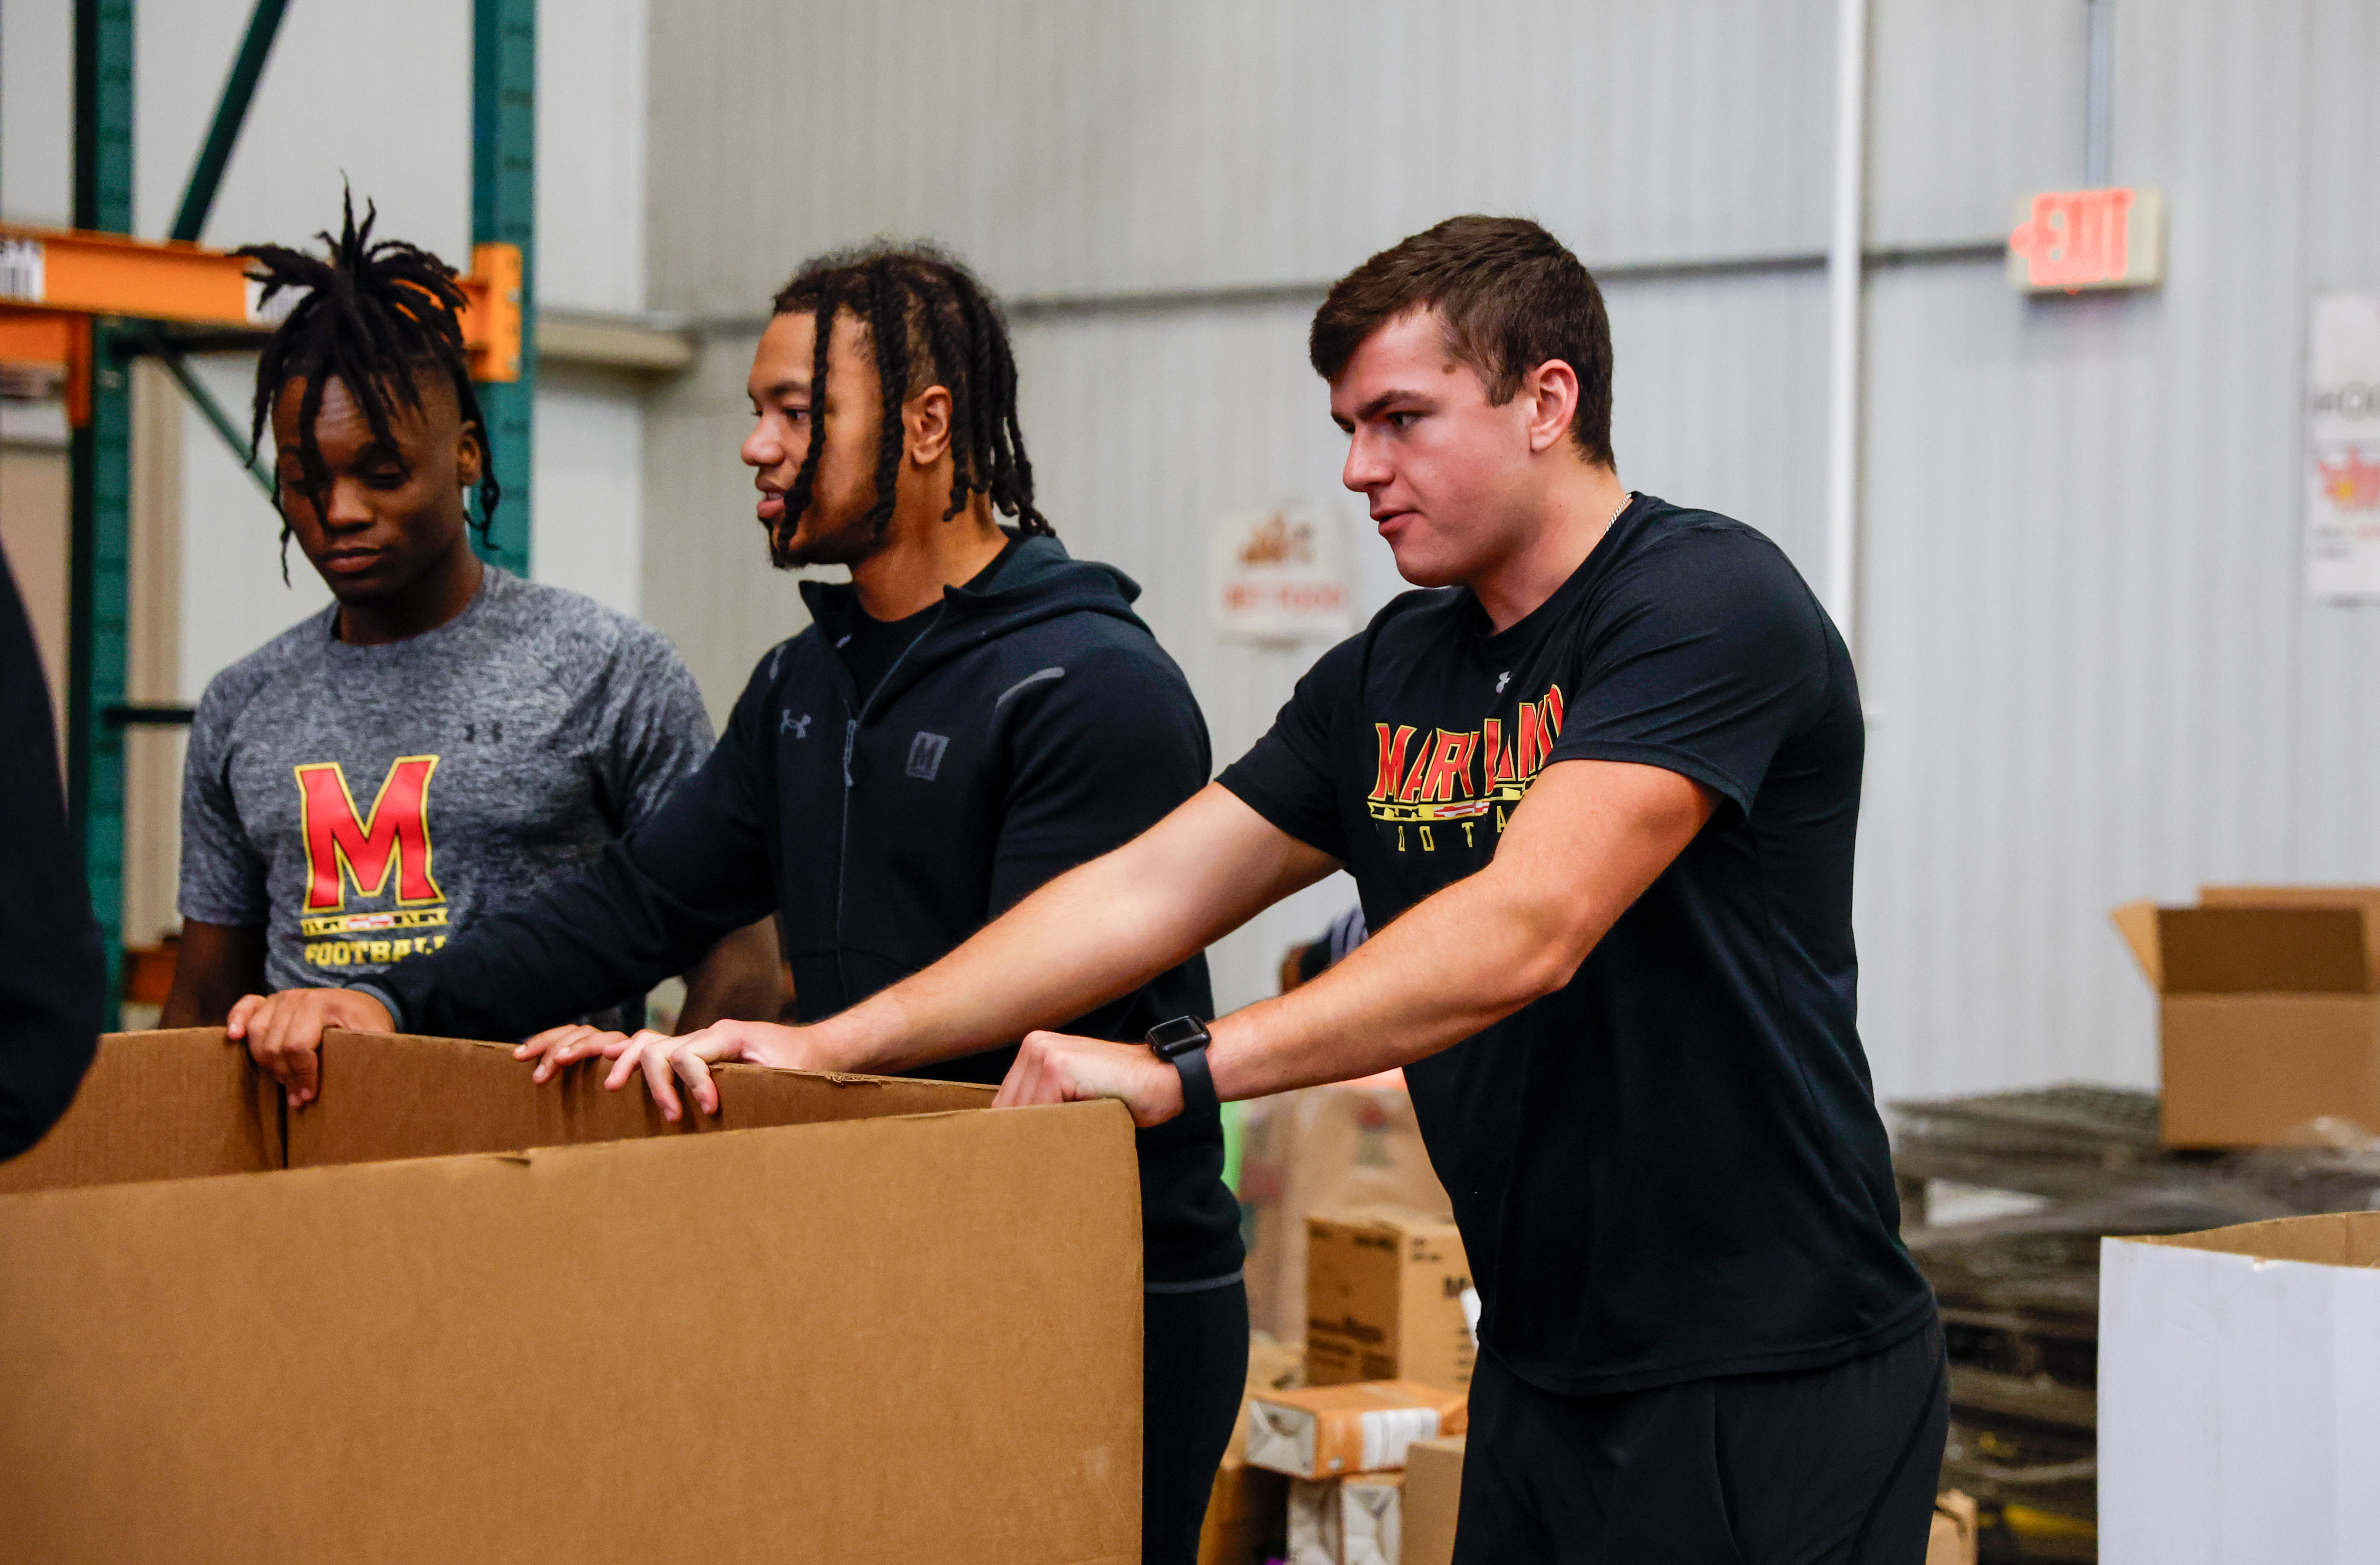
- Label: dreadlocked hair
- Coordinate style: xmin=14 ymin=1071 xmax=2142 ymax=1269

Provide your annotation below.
xmin=236 ymin=189 xmax=498 ymax=580
xmin=769 ymin=240 xmax=1050 ymax=567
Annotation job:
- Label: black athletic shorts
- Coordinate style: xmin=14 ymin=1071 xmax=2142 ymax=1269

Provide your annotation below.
xmin=1452 ymin=1317 xmax=1948 ymax=1565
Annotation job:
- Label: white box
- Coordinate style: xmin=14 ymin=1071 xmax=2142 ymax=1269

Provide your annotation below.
xmin=2100 ymin=1213 xmax=2380 ymax=1565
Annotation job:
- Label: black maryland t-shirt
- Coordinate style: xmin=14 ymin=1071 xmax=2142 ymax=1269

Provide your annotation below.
xmin=1219 ymin=495 xmax=1932 ymax=1396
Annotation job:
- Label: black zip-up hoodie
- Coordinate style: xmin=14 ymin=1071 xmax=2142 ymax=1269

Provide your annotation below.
xmin=362 ymin=535 xmax=1243 ymax=1285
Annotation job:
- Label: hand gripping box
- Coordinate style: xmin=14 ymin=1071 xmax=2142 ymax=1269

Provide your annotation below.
xmin=2111 ymin=886 xmax=2380 ymax=1145
xmin=0 ymin=1029 xmax=1144 ymax=1565
xmin=1245 ymin=1380 xmax=1468 ymax=1480
xmin=2100 ymin=1211 xmax=2380 ymax=1565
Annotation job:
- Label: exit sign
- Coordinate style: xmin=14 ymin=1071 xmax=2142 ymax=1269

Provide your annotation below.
xmin=2008 ymin=187 xmax=2165 ymax=294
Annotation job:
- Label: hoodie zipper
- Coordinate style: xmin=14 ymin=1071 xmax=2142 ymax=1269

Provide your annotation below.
xmin=828 ymin=608 xmax=942 ymax=1006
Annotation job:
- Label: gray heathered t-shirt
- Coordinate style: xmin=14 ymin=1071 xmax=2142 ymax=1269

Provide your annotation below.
xmin=179 ymin=567 xmax=715 ymax=1008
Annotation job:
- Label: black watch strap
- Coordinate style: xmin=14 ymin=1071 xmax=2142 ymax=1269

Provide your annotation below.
xmin=1146 ymin=1016 xmax=1220 ymax=1121
xmin=1170 ymin=1039 xmax=1219 ymax=1120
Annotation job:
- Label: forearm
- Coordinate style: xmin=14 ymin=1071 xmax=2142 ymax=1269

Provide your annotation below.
xmin=368 ymin=841 xmax=760 ymax=1040
xmin=1205 ymin=870 xmax=1577 ymax=1101
xmin=816 ymin=785 xmax=1327 ymax=1075
xmin=817 ymin=851 xmax=1202 ymax=1074
xmin=1203 ymin=760 xmax=1714 ymax=1102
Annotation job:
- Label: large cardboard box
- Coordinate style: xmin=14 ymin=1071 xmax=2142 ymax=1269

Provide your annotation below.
xmin=0 ymin=1029 xmax=1144 ymax=1565
xmin=1306 ymin=1205 xmax=1474 ymax=1390
xmin=1240 ymin=1078 xmax=1452 ymax=1340
xmin=2100 ymin=1211 xmax=2380 ymax=1565
xmin=2111 ymin=886 xmax=2380 ymax=1145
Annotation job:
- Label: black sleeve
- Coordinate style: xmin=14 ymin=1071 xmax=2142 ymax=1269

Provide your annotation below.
xmin=1547 ymin=527 xmax=1833 ymax=816
xmin=360 ymin=658 xmax=784 ymax=1041
xmin=0 ymin=547 xmax=103 ymax=1160
xmin=986 ymin=641 xmax=1212 ymax=915
xmin=984 ymin=639 xmax=1213 ymax=1040
xmin=1214 ymin=632 xmax=1362 ymax=863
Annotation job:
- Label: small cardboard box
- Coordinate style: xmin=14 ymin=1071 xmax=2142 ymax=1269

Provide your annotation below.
xmin=1400 ymin=1433 xmax=1465 ymax=1565
xmin=2111 ymin=886 xmax=2380 ymax=1145
xmin=1246 ymin=1380 xmax=1468 ymax=1480
xmin=1307 ymin=1205 xmax=1474 ymax=1390
xmin=0 ymin=1029 xmax=1143 ymax=1565
xmin=2101 ymin=1211 xmax=2380 ymax=1565
xmin=1239 ymin=1079 xmax=1452 ymax=1340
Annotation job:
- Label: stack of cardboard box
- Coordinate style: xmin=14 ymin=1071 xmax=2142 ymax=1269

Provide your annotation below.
xmin=1198 ymin=1196 xmax=1478 ymax=1565
xmin=1238 ymin=1079 xmax=1452 ymax=1341
xmin=1248 ymin=1381 xmax=1466 ymax=1565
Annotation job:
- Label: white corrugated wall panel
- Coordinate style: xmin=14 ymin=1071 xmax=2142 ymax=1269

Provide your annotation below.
xmin=645 ymin=0 xmax=1836 ymax=314
xmin=1854 ymin=0 xmax=2315 ymax=1098
xmin=1867 ymin=0 xmax=2085 ymax=248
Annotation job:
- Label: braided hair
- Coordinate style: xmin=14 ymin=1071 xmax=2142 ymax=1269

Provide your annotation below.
xmin=768 ymin=241 xmax=1050 ymax=567
xmin=236 ymin=190 xmax=497 ymax=577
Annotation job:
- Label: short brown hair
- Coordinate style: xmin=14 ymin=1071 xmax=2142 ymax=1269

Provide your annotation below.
xmin=1309 ymin=216 xmax=1614 ymax=466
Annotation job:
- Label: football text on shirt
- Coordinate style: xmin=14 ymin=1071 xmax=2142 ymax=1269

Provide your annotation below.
xmin=291 ymin=755 xmax=452 ymax=968
xmin=1366 ymin=682 xmax=1565 ymax=852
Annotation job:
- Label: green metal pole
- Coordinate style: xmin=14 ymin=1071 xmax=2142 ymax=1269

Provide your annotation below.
xmin=169 ymin=0 xmax=289 ymax=244
xmin=70 ymin=0 xmax=136 ymax=1022
xmin=157 ymin=350 xmax=277 ymax=498
xmin=472 ymin=0 xmax=535 ymax=578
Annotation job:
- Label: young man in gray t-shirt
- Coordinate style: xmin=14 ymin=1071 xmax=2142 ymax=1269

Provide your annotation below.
xmin=161 ymin=199 xmax=778 ymax=1030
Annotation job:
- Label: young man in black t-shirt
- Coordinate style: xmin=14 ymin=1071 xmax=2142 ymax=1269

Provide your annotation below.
xmin=593 ymin=217 xmax=1944 ymax=1561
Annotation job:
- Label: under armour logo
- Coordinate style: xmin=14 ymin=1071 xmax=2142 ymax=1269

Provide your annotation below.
xmin=1495 ymin=671 xmax=1512 ymax=694
xmin=781 ymin=711 xmax=812 ymax=739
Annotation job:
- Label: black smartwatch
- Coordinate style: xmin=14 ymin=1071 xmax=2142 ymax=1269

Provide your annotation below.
xmin=1145 ymin=1015 xmax=1219 ymax=1120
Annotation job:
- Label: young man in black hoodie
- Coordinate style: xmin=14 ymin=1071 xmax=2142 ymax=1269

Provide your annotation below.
xmin=225 ymin=243 xmax=1246 ymax=1565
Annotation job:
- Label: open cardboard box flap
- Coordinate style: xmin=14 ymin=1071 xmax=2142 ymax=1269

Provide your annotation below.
xmin=0 ymin=1028 xmax=995 ymax=1193
xmin=2110 ymin=900 xmax=2373 ymax=994
xmin=0 ymin=1030 xmax=1141 ymax=1565
xmin=2121 ymin=1208 xmax=2380 ymax=1268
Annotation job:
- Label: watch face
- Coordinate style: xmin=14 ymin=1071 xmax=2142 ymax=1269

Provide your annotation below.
xmin=1147 ymin=1015 xmax=1208 ymax=1059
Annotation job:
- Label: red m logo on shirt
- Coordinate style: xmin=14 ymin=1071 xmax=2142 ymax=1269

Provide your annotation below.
xmin=294 ymin=756 xmax=443 ymax=911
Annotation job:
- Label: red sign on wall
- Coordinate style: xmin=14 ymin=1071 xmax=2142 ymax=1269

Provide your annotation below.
xmin=2007 ymin=187 xmax=2165 ymax=294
